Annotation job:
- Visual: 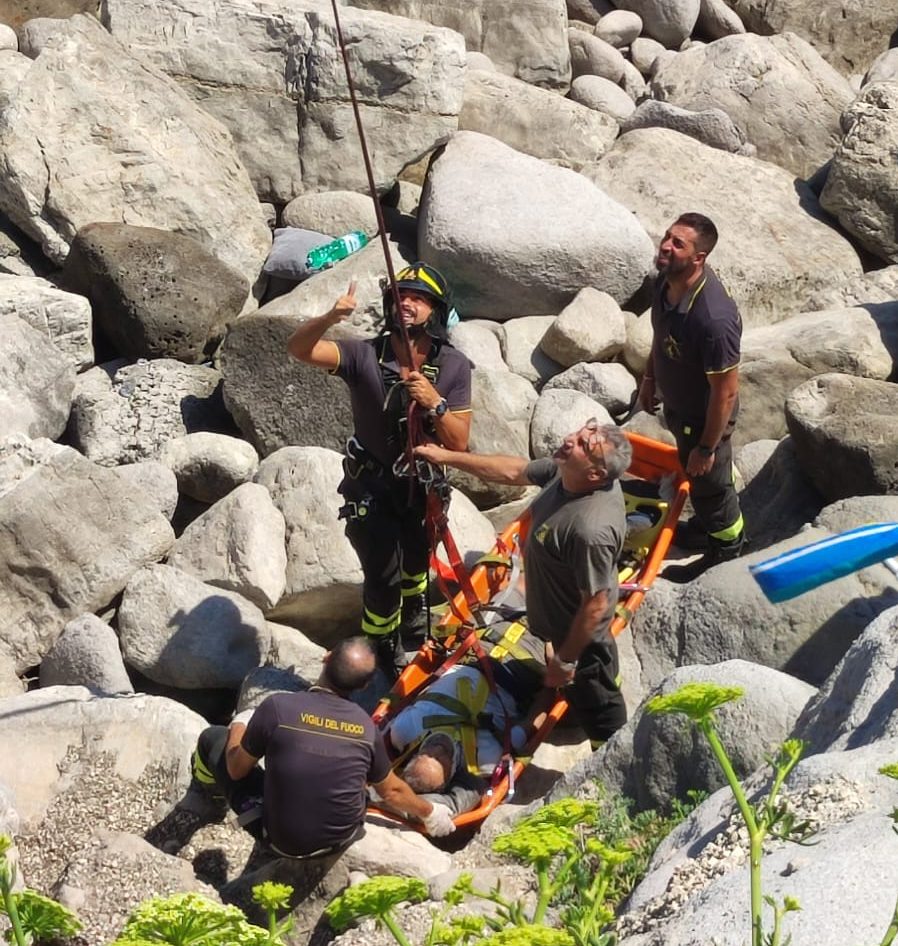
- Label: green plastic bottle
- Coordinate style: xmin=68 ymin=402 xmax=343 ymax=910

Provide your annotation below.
xmin=305 ymin=230 xmax=369 ymax=272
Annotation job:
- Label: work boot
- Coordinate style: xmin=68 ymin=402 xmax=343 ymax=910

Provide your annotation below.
xmin=374 ymin=631 xmax=407 ymax=681
xmin=663 ymin=534 xmax=746 ymax=584
xmin=673 ymin=516 xmax=710 ymax=551
xmin=174 ymin=777 xmax=229 ymax=821
xmin=399 ymin=593 xmax=430 ymax=653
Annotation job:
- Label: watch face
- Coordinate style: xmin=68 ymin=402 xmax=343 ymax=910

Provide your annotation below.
xmin=435 ymin=400 xmax=448 ymax=416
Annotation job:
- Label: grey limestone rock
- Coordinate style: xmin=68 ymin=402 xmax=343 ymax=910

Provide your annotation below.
xmin=0 ymin=440 xmax=174 ymax=671
xmin=586 ymin=127 xmax=863 ymax=328
xmin=39 ymin=614 xmax=133 ymax=694
xmin=67 ymin=359 xmax=233 ymax=468
xmin=785 ymin=373 xmax=898 ymax=502
xmin=0 ymin=314 xmax=75 ymax=441
xmin=420 ymin=131 xmax=655 ymax=319
xmin=459 ymin=69 xmax=618 ymax=171
xmin=0 ymin=273 xmax=92 ymax=369
xmin=0 ymin=15 xmax=270 ymax=293
xmin=158 ymin=432 xmax=260 ymax=505
xmin=61 ymin=223 xmax=248 ymax=364
xmin=118 ymin=564 xmax=271 ymax=690
xmin=166 ymin=482 xmax=287 ymax=612
xmin=651 ymin=32 xmax=854 ymax=179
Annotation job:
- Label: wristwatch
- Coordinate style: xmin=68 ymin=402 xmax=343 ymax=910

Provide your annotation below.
xmin=429 ymin=398 xmax=449 ymax=418
xmin=697 ymin=444 xmax=716 ymax=456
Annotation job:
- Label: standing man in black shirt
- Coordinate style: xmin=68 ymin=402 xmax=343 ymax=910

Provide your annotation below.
xmin=288 ymin=265 xmax=472 ymax=674
xmin=187 ymin=637 xmax=456 ymax=856
xmin=638 ymin=212 xmax=745 ymax=583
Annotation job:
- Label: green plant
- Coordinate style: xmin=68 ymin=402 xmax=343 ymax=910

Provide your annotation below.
xmin=325 ymin=876 xmax=428 ymax=946
xmin=251 ymin=882 xmax=294 ymax=944
xmin=0 ymin=834 xmax=81 ymax=946
xmin=111 ymin=892 xmax=273 ymax=946
xmin=646 ymin=683 xmax=813 ymax=946
xmin=321 ymin=793 xmax=698 ymax=946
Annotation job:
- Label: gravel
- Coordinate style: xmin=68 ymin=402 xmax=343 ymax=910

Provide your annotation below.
xmin=13 ymin=747 xmax=255 ymax=945
xmin=616 ymin=776 xmax=867 ymax=938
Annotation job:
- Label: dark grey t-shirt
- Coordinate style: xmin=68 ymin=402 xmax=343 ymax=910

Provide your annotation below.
xmin=523 ymin=459 xmax=625 ymax=648
xmin=650 ymin=265 xmax=742 ymax=422
xmin=334 ymin=334 xmax=472 ymax=468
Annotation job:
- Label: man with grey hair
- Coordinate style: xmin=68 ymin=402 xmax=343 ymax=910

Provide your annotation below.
xmin=416 ymin=420 xmax=632 ymax=747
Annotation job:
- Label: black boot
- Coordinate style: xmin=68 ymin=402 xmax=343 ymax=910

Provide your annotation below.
xmin=663 ymin=534 xmax=746 ymax=584
xmin=374 ymin=631 xmax=407 ymax=680
xmin=399 ymin=593 xmax=429 ymax=652
xmin=673 ymin=516 xmax=710 ymax=551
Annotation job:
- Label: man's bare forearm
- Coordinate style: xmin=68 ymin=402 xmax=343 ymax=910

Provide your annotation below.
xmin=414 ymin=444 xmax=531 ymax=485
xmin=286 ymin=311 xmax=341 ymax=362
xmin=701 ymin=369 xmax=738 ymax=449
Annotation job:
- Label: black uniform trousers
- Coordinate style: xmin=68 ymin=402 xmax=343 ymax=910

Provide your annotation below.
xmin=339 ymin=466 xmax=430 ymax=637
xmin=664 ymin=407 xmax=744 ymax=543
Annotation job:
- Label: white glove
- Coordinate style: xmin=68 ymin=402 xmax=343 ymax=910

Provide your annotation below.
xmin=231 ymin=708 xmax=254 ymax=728
xmin=422 ymin=802 xmax=456 ymax=837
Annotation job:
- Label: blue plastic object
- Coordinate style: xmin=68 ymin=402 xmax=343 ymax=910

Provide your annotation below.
xmin=749 ymin=522 xmax=898 ymax=603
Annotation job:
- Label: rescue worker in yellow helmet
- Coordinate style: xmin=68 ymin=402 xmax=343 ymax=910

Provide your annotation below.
xmin=288 ymin=263 xmax=473 ymax=677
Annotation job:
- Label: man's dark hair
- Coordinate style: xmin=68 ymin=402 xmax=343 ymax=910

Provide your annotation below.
xmin=324 ymin=637 xmax=376 ymax=693
xmin=675 ymin=212 xmax=718 ymax=256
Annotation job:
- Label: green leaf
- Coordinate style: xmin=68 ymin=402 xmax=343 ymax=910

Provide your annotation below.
xmin=645 ymin=683 xmax=744 ymax=722
xmin=324 ymin=876 xmax=428 ymax=931
xmin=251 ymin=881 xmax=293 ymax=913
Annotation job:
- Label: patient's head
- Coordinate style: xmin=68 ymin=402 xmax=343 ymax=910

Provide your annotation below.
xmin=403 ymin=732 xmax=457 ymax=793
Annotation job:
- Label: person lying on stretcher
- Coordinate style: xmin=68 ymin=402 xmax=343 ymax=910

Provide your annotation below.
xmin=373 ymin=621 xmax=551 ymax=820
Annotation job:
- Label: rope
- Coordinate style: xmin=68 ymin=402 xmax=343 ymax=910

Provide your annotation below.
xmin=328 ymin=0 xmax=476 ymax=604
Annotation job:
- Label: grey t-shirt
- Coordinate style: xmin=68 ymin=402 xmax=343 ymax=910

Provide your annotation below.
xmin=523 ymin=459 xmax=625 ymax=648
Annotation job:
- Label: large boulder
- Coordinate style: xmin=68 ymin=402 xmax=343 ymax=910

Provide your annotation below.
xmin=103 ymin=0 xmax=466 ymax=201
xmin=419 ymin=131 xmax=655 ymax=318
xmin=158 ymin=432 xmax=260 ymax=505
xmin=0 ymin=273 xmax=92 ymax=369
xmin=620 ymin=100 xmax=752 ymax=155
xmin=255 ymin=447 xmax=362 ymax=643
xmin=550 ymin=660 xmax=814 ymax=811
xmin=803 ymin=265 xmax=898 ymax=311
xmin=569 ymin=75 xmax=636 ymax=122
xmin=67 ymin=359 xmax=233 ymax=467
xmin=795 ymin=604 xmax=898 ymax=755
xmin=0 ymin=439 xmax=173 ymax=670
xmin=738 ymin=305 xmax=896 ymax=444
xmin=447 ymin=368 xmax=535 ymax=508
xmin=543 ymin=361 xmax=638 ymax=416
xmin=118 ymin=564 xmax=271 ymax=690
xmin=539 ymin=287 xmax=626 ymax=366
xmin=651 ymin=32 xmax=854 ymax=179
xmin=612 ymin=0 xmax=700 ymax=47
xmin=501 ymin=315 xmax=563 ymax=385
xmin=586 ymin=128 xmax=863 ymax=327
xmin=0 ymin=314 xmax=75 ymax=440
xmin=60 ymin=223 xmax=248 ymax=363
xmin=821 ymin=83 xmax=898 ymax=265
xmin=166 ymin=482 xmax=288 ymax=612
xmin=218 ymin=312 xmax=357 ymax=459
xmin=735 ymin=437 xmax=823 ymax=551
xmin=568 ymin=29 xmax=626 ymax=82
xmin=281 ymin=191 xmax=377 ymax=236
xmin=459 ymin=70 xmax=618 ymax=171
xmin=0 ymin=686 xmax=204 ymax=827
xmin=39 ymin=613 xmax=134 ymax=695
xmin=724 ymin=0 xmax=896 ymax=77
xmin=785 ymin=373 xmax=898 ymax=502
xmin=346 ymin=0 xmax=571 ymax=90
xmin=0 ymin=15 xmax=270 ymax=292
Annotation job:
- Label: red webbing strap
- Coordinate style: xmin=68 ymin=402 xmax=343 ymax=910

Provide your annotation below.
xmin=425 ymin=488 xmax=482 ymax=618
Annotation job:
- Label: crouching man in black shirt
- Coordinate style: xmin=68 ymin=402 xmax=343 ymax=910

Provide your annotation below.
xmin=187 ymin=637 xmax=455 ymax=856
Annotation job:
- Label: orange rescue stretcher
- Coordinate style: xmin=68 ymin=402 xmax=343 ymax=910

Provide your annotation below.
xmin=370 ymin=432 xmax=690 ymax=830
